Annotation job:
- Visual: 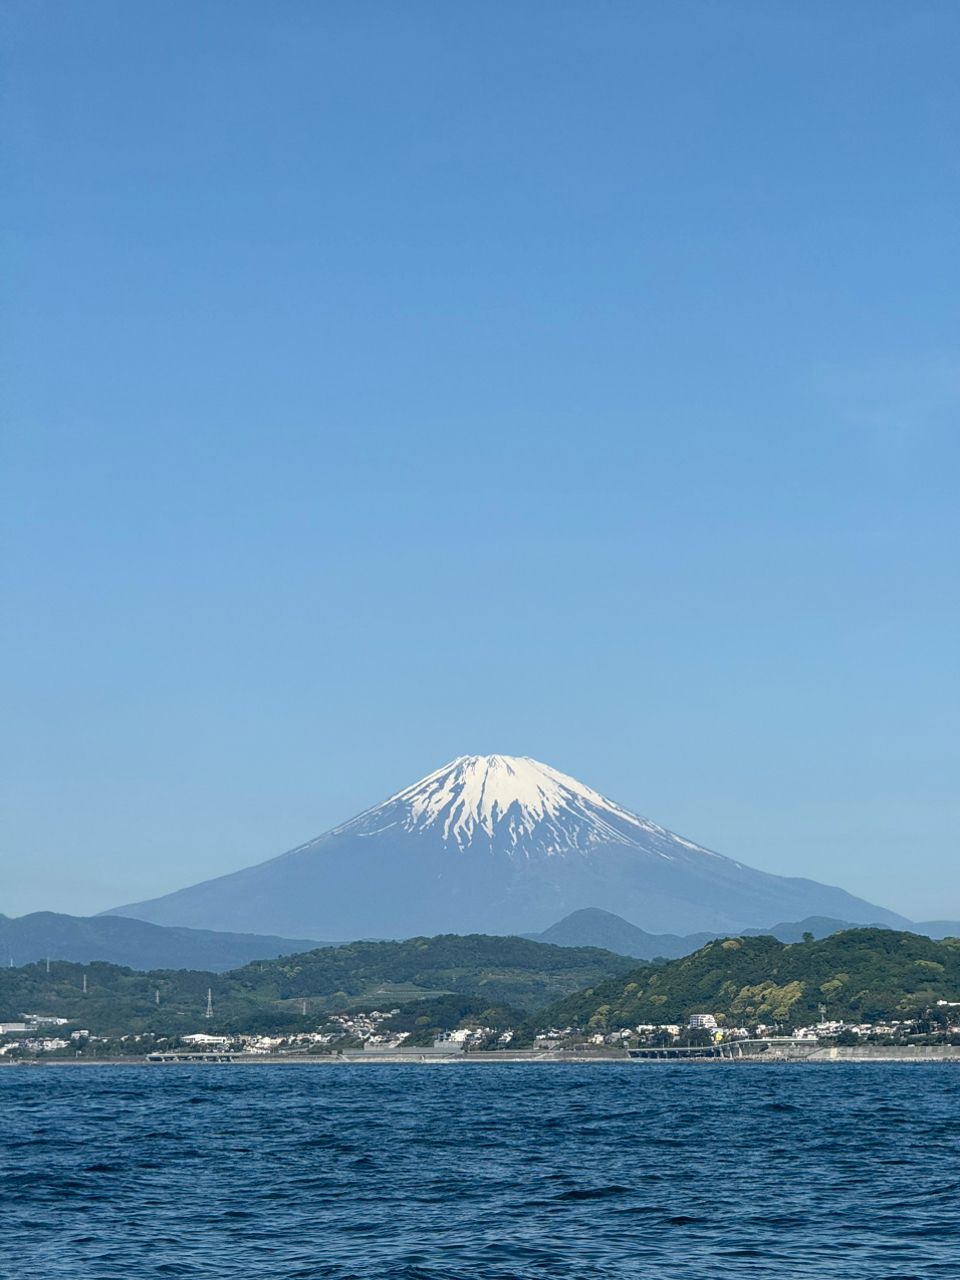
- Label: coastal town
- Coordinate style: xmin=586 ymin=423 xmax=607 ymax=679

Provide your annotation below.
xmin=4 ymin=1003 xmax=960 ymax=1062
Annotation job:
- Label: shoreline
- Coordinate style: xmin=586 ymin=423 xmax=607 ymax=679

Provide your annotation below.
xmin=5 ymin=1045 xmax=960 ymax=1067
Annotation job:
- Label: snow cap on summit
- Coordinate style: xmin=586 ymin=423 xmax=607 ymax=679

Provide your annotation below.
xmin=334 ymin=752 xmax=693 ymax=856
xmin=105 ymin=751 xmax=910 ymax=938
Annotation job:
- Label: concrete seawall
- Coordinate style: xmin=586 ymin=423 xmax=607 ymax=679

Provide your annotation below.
xmin=5 ymin=1044 xmax=960 ymax=1067
xmin=806 ymin=1045 xmax=960 ymax=1062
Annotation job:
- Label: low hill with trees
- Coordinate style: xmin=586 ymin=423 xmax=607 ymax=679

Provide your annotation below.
xmin=539 ymin=929 xmax=960 ymax=1031
xmin=4 ymin=929 xmax=959 ymax=1050
xmin=0 ymin=934 xmax=633 ymax=1038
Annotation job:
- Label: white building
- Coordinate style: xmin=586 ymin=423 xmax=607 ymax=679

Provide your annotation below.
xmin=688 ymin=1013 xmax=718 ymax=1030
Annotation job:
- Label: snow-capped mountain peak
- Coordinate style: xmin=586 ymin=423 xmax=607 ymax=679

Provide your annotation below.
xmin=105 ymin=751 xmax=910 ymax=940
xmin=333 ymin=753 xmax=702 ymax=858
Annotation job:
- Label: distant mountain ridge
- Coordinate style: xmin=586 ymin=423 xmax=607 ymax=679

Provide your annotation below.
xmin=0 ymin=912 xmax=327 ymax=973
xmin=103 ymin=754 xmax=910 ymax=939
xmin=913 ymin=921 xmax=960 ymax=940
xmin=527 ymin=907 xmax=894 ymax=960
xmin=527 ymin=908 xmax=715 ymax=959
xmin=6 ymin=905 xmax=951 ymax=974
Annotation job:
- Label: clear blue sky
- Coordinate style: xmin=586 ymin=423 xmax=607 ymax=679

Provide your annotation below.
xmin=3 ymin=1 xmax=958 ymax=922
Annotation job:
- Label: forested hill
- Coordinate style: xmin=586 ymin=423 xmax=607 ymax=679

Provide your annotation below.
xmin=0 ymin=934 xmax=633 ymax=1037
xmin=5 ymin=929 xmax=958 ymax=1043
xmin=539 ymin=929 xmax=960 ymax=1030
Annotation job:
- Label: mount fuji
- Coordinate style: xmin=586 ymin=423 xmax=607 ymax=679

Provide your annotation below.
xmin=104 ymin=754 xmax=908 ymax=939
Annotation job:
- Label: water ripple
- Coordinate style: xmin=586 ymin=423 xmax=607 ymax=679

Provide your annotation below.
xmin=2 ymin=1062 xmax=960 ymax=1278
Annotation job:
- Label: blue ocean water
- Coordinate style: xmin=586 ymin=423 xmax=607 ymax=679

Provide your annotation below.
xmin=2 ymin=1062 xmax=959 ymax=1279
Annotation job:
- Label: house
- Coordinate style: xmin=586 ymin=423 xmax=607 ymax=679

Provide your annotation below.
xmin=688 ymin=1013 xmax=718 ymax=1030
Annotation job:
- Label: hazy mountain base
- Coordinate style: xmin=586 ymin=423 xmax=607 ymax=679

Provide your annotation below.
xmin=7 ymin=904 xmax=955 ymax=976
xmin=526 ymin=908 xmax=898 ymax=960
xmin=0 ymin=912 xmax=328 ymax=973
xmin=105 ymin=827 xmax=909 ymax=939
xmin=915 ymin=921 xmax=960 ymax=940
xmin=102 ymin=756 xmax=909 ymax=939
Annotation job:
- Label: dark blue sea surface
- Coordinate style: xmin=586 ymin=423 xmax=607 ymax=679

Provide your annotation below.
xmin=2 ymin=1062 xmax=959 ymax=1278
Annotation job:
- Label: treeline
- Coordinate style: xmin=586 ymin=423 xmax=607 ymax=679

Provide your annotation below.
xmin=0 ymin=933 xmax=631 ymax=1037
xmin=4 ymin=928 xmax=959 ymax=1045
xmin=539 ymin=929 xmax=960 ymax=1031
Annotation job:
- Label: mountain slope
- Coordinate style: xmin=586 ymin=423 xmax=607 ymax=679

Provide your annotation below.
xmin=0 ymin=935 xmax=634 ymax=1033
xmin=0 ymin=912 xmax=325 ymax=972
xmin=540 ymin=929 xmax=960 ymax=1030
xmin=105 ymin=754 xmax=908 ymax=939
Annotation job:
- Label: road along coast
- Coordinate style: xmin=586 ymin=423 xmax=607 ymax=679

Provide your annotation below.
xmin=5 ymin=1044 xmax=960 ymax=1067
